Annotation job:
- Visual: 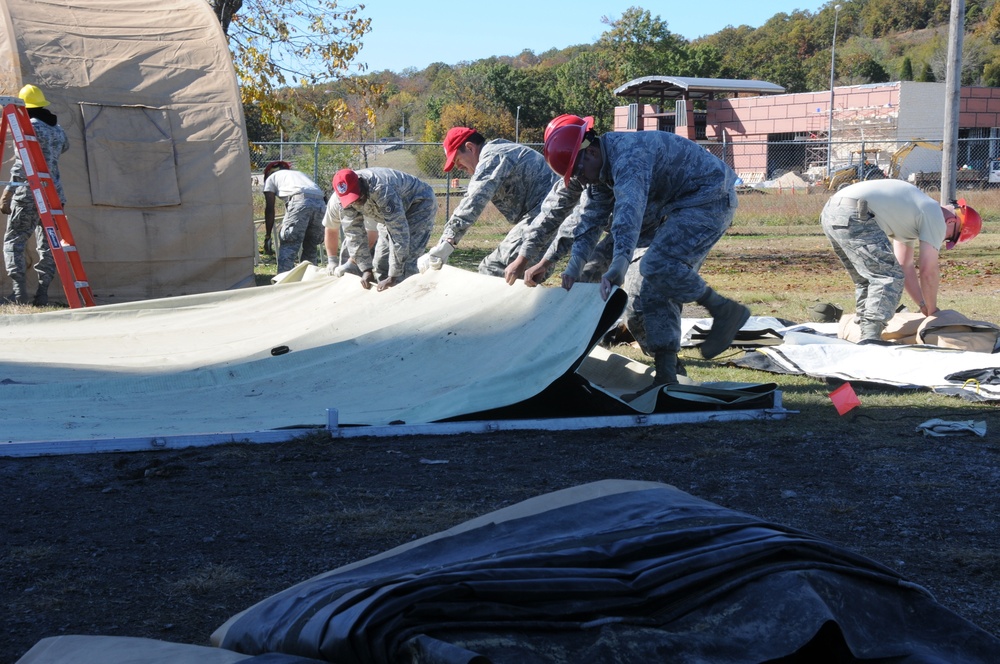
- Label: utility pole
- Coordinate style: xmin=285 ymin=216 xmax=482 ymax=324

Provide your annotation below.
xmin=941 ymin=0 xmax=965 ymax=203
xmin=826 ymin=4 xmax=842 ymax=178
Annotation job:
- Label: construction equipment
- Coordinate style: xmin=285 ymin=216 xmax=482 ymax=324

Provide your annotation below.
xmin=887 ymin=140 xmax=943 ymax=180
xmin=0 ymin=96 xmax=94 ymax=307
xmin=823 ymin=150 xmax=886 ymax=191
xmin=888 ymin=140 xmax=1000 ymax=190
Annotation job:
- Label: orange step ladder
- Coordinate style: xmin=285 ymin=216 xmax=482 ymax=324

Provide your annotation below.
xmin=1 ymin=95 xmax=94 ymax=307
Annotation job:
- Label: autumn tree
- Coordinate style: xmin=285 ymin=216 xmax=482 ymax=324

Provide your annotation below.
xmin=597 ymin=7 xmax=690 ymax=81
xmin=207 ymin=0 xmax=377 ymax=137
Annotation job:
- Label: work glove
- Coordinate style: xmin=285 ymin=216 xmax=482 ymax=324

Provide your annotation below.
xmin=327 ymin=257 xmax=339 ymax=276
xmin=560 ymin=253 xmax=586 ymax=291
xmin=0 ymin=188 xmax=12 ymax=216
xmin=602 ymin=254 xmax=629 ymax=286
xmin=562 ymin=253 xmax=586 ymax=281
xmin=263 ymin=235 xmax=274 ymax=255
xmin=600 ymin=254 xmax=630 ymax=301
xmin=333 ymin=263 xmax=350 ymax=277
xmin=417 ymin=240 xmax=455 ymax=273
xmin=360 ymin=269 xmax=377 ymax=290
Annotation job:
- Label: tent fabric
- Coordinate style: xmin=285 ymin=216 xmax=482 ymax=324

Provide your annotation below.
xmin=736 ymin=330 xmax=1000 ymax=401
xmin=0 ymin=0 xmax=254 ymax=302
xmin=0 ymin=267 xmax=632 ymax=444
xmin=212 ymin=479 xmax=1000 ymax=663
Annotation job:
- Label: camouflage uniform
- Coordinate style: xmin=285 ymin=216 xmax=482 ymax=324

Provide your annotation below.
xmin=441 ymin=140 xmax=561 ymax=276
xmin=342 ymin=168 xmax=436 ymax=281
xmin=264 ymin=169 xmax=327 ymax=273
xmin=560 ymin=131 xmax=738 ymax=355
xmin=3 ymin=115 xmax=69 ymax=294
xmin=820 ymin=179 xmax=945 ymax=329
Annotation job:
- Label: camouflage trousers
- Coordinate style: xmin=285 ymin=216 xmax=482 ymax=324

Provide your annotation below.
xmin=478 ymin=219 xmax=534 ymax=277
xmin=821 ymin=197 xmax=903 ymax=326
xmin=277 ymin=196 xmax=327 ymax=273
xmin=371 ymin=206 xmax=435 ymax=282
xmin=3 ymin=201 xmax=55 ymax=284
xmin=626 ymin=191 xmax=737 ymax=355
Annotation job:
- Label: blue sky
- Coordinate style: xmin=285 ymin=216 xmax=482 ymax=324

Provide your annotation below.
xmin=355 ymin=1 xmax=831 ymax=74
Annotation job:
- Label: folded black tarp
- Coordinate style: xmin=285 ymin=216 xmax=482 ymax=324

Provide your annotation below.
xmin=213 ymin=480 xmax=999 ymax=663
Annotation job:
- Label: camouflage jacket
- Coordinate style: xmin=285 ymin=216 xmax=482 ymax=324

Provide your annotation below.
xmin=9 ymin=116 xmax=70 ymax=204
xmin=442 ymin=140 xmax=558 ymax=244
xmin=564 ymin=131 xmax=736 ymax=267
xmin=342 ymin=167 xmax=436 ymax=276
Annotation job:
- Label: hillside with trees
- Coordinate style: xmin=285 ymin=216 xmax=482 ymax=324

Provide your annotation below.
xmin=248 ymin=1 xmax=1000 ymax=146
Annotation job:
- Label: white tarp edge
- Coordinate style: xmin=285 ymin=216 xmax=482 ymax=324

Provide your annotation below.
xmin=0 ymin=266 xmax=622 ymax=443
xmin=755 ymin=330 xmax=1000 ymax=399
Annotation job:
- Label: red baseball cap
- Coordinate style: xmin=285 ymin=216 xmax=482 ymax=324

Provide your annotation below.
xmin=443 ymin=127 xmax=477 ymax=172
xmin=332 ymin=169 xmax=362 ymax=206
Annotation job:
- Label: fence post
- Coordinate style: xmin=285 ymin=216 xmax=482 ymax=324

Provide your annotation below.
xmin=314 ymin=132 xmax=321 ymax=186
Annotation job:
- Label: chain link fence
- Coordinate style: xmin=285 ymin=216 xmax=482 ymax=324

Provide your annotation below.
xmin=251 ymin=136 xmax=999 ymax=252
xmin=250 ymin=140 xmax=518 ymax=254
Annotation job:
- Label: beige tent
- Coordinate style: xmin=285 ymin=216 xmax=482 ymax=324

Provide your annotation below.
xmin=0 ymin=0 xmax=254 ymax=303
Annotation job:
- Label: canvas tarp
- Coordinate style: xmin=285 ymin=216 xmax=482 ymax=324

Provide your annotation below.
xmin=0 ymin=267 xmax=636 ymax=445
xmin=208 ymin=479 xmax=1000 ymax=663
xmin=0 ymin=0 xmax=254 ymax=302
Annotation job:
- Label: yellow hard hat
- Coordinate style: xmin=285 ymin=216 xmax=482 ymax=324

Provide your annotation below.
xmin=18 ymin=84 xmax=49 ymax=108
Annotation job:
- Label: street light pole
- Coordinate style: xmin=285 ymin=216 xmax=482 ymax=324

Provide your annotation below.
xmin=827 ymin=4 xmax=842 ymax=178
xmin=516 ymin=105 xmax=522 ymax=143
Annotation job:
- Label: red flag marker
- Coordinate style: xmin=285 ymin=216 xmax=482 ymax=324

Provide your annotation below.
xmin=829 ymin=382 xmax=861 ymax=415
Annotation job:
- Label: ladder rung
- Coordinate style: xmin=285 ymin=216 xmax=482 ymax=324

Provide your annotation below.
xmin=73 ymin=281 xmax=89 ymax=288
xmin=62 ymin=245 xmax=77 ymax=252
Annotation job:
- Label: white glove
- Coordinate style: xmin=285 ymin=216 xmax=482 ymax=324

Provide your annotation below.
xmin=333 ymin=263 xmax=349 ymax=277
xmin=417 ymin=240 xmax=455 ymax=273
xmin=602 ymin=254 xmax=630 ymax=288
xmin=327 ymin=257 xmax=338 ymax=276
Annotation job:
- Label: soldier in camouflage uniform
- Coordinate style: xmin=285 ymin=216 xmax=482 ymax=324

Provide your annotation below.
xmin=262 ymin=161 xmax=327 ymax=273
xmin=820 ymin=179 xmax=979 ymax=341
xmin=540 ymin=122 xmax=751 ymax=387
xmin=418 ymin=127 xmax=567 ymax=277
xmin=321 ymin=195 xmax=378 ymax=277
xmin=1 ymin=84 xmax=69 ymax=306
xmin=332 ymin=167 xmax=436 ymax=291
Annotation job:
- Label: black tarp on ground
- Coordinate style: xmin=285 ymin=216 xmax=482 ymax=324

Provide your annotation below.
xmin=213 ymin=480 xmax=1000 ymax=663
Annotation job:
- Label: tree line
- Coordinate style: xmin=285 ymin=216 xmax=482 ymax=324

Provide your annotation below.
xmin=217 ymin=1 xmax=1000 ymax=147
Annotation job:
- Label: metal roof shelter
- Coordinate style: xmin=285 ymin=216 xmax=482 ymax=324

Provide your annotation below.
xmin=614 ymin=76 xmax=786 ymax=101
xmin=614 ymin=76 xmax=785 ymax=139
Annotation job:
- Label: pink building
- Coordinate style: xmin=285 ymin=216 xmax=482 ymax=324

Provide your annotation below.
xmin=614 ymin=77 xmax=1000 ymax=185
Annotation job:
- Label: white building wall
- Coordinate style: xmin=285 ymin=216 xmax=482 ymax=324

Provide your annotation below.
xmin=894 ymin=81 xmax=947 ymax=179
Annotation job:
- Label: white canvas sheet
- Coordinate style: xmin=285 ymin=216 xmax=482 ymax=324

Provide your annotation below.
xmin=0 ymin=267 xmax=620 ymax=444
xmin=754 ymin=330 xmax=1000 ymax=400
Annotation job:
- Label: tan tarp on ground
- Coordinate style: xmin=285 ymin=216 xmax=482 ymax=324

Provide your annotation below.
xmin=0 ymin=267 xmax=625 ymax=444
xmin=0 ymin=0 xmax=254 ymax=303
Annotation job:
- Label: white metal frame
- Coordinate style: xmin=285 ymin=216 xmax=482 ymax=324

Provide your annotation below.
xmin=0 ymin=394 xmax=791 ymax=458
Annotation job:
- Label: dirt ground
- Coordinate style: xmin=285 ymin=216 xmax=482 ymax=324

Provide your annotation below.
xmin=3 ymin=415 xmax=1000 ymax=662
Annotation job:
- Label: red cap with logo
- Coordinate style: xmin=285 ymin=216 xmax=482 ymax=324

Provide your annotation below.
xmin=332 ymin=169 xmax=362 ymax=206
xmin=443 ymin=127 xmax=477 ymax=172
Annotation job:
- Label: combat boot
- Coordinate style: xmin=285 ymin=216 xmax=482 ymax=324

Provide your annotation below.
xmin=698 ymin=287 xmax=751 ymax=359
xmin=652 ymin=351 xmax=680 ymax=386
xmin=32 ymin=279 xmax=50 ymax=307
xmin=858 ymin=320 xmax=887 ymax=344
xmin=10 ymin=277 xmax=28 ymax=305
